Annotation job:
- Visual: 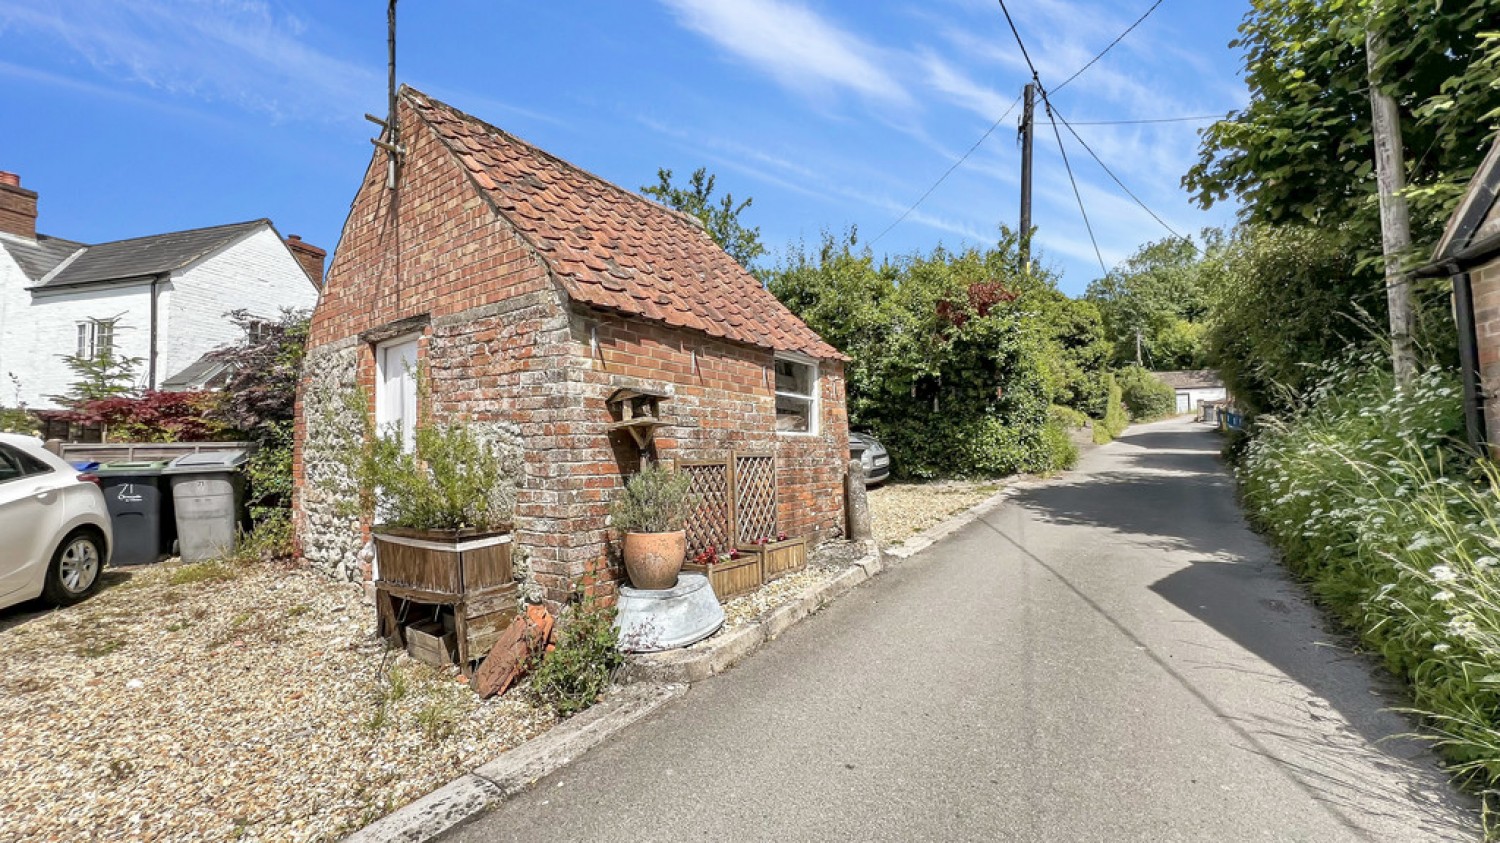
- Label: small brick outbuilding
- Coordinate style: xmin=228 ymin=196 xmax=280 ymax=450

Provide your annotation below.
xmin=293 ymin=87 xmax=850 ymax=605
xmin=1430 ymin=135 xmax=1500 ymax=456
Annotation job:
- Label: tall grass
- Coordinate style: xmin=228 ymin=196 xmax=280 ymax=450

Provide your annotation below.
xmin=1238 ymin=353 xmax=1500 ymax=820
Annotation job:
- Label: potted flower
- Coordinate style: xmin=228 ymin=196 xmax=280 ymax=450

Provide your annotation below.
xmin=682 ymin=545 xmax=763 ymax=602
xmin=741 ymin=531 xmax=807 ymax=582
xmin=611 ymin=460 xmax=692 ymax=590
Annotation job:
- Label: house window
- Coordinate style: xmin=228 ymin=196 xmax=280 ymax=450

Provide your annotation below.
xmin=774 ymin=354 xmax=818 ymax=434
xmin=76 ymin=319 xmax=117 ymax=360
xmin=245 ymin=320 xmax=272 ymax=345
xmin=376 ymin=336 xmax=420 ymax=453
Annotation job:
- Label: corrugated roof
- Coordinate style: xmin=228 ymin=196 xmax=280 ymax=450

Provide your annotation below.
xmin=404 ymin=88 xmax=844 ymax=361
xmin=0 ymin=232 xmax=85 ymax=282
xmin=33 ymin=220 xmax=267 ymax=290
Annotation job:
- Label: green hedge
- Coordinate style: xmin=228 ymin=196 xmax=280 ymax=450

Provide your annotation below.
xmin=1116 ymin=365 xmax=1177 ymax=420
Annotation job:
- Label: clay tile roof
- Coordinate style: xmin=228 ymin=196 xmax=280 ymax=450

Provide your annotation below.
xmin=404 ymin=87 xmax=844 ymax=361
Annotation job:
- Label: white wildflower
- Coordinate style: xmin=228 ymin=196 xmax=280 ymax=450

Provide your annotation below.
xmin=1434 ymin=643 xmax=1452 ymax=653
xmin=1433 ymin=590 xmax=1455 ymax=602
xmin=1429 ymin=564 xmax=1457 ymax=582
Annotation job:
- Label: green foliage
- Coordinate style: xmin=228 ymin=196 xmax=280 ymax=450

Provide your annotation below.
xmin=1049 ymin=405 xmax=1089 ymax=430
xmin=53 ymin=323 xmax=142 ymax=405
xmin=641 ymin=167 xmax=766 ymax=270
xmin=1115 ymin=366 xmax=1177 ymax=420
xmin=529 ymin=593 xmax=624 ymax=717
xmin=0 ymin=406 xmax=38 ymax=434
xmin=1085 ymin=236 xmax=1210 ymax=369
xmin=610 ymin=459 xmax=692 ymax=534
xmin=1040 ymin=419 xmax=1079 ymax=473
xmin=1201 ymin=224 xmax=1384 ymax=415
xmin=358 ymin=408 xmax=514 ymax=532
xmin=1235 ymin=355 xmax=1500 ymax=804
xmin=1184 ymin=0 xmax=1500 ymax=272
xmin=769 ymin=229 xmax=1086 ymax=480
xmin=1093 ymin=374 xmax=1128 ymax=444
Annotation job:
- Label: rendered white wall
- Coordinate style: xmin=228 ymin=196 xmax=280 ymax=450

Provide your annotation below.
xmin=164 ymin=225 xmax=318 ymax=378
xmin=0 ymin=224 xmax=318 ymax=410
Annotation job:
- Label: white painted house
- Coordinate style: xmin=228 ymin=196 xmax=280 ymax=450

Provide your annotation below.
xmin=0 ymin=171 xmax=323 ymax=409
xmin=1154 ymin=370 xmax=1228 ymax=415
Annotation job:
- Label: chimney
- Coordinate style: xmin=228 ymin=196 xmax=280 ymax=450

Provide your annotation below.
xmin=285 ymin=235 xmax=327 ymax=287
xmin=0 ymin=172 xmax=38 ymax=240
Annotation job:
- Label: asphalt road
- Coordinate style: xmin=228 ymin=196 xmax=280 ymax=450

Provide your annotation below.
xmin=447 ymin=419 xmax=1477 ymax=842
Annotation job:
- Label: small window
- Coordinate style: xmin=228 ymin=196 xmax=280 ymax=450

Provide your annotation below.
xmin=76 ymin=319 xmax=117 ymax=359
xmin=774 ymin=355 xmax=818 ymax=434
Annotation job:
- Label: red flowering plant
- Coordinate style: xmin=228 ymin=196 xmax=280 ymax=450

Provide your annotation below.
xmin=755 ymin=532 xmax=789 ymax=545
xmin=691 ymin=545 xmax=740 ymax=566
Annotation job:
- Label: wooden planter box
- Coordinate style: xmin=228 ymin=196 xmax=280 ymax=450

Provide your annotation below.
xmin=373 ymin=527 xmax=519 ymax=674
xmin=683 ymin=554 xmax=763 ymax=603
xmin=742 ymin=536 xmax=808 ymax=582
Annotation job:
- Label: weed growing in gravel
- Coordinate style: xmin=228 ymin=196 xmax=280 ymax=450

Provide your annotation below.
xmin=167 ymin=561 xmax=239 ymax=587
xmin=75 ymin=638 xmax=124 ymax=659
xmin=530 ymin=590 xmax=624 ymax=717
xmin=414 ymin=692 xmax=463 ymax=744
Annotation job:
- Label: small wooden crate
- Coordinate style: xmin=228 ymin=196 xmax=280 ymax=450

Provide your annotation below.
xmin=404 ymin=621 xmax=456 ymax=668
xmin=744 ymin=536 xmax=808 ymax=582
xmin=683 ymin=554 xmax=763 ymax=603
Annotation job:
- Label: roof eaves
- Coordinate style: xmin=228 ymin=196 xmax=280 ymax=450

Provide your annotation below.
xmin=1434 ymin=136 xmax=1500 ymax=264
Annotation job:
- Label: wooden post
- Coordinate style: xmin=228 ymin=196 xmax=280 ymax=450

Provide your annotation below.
xmin=1019 ymin=83 xmax=1035 ymax=272
xmin=1366 ymin=19 xmax=1417 ymax=387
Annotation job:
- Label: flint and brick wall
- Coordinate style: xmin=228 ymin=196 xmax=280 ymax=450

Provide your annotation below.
xmin=295 ymin=96 xmax=850 ymax=607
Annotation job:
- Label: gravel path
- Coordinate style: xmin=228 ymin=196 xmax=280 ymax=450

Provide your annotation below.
xmin=867 ymin=480 xmax=1004 ymax=546
xmin=0 ymin=561 xmax=554 ymax=842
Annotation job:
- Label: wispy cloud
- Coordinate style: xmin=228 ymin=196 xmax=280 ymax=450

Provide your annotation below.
xmin=0 ymin=0 xmax=378 ymax=122
xmin=920 ymin=53 xmax=1019 ymax=122
xmin=657 ymin=0 xmax=911 ymax=108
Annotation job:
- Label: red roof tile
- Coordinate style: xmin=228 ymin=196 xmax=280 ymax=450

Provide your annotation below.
xmin=403 ymin=87 xmax=844 ymax=360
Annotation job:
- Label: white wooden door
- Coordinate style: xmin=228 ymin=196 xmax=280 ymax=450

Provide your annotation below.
xmin=377 ymin=337 xmax=419 ymax=452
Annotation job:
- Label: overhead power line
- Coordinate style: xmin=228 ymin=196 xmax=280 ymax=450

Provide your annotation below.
xmin=1043 ymin=100 xmax=1108 ymax=274
xmin=1068 ymin=114 xmax=1220 ymax=125
xmin=1052 ymin=0 xmax=1166 ymax=95
xmin=1048 ymin=99 xmax=1190 ymax=244
xmin=867 ymin=93 xmax=1023 ymax=248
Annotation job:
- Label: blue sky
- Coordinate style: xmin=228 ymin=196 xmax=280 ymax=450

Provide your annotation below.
xmin=0 ymin=0 xmax=1247 ymax=296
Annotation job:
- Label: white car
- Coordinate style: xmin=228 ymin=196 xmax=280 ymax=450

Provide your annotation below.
xmin=0 ymin=433 xmax=112 ymax=611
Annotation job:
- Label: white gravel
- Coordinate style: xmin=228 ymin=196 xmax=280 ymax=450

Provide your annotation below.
xmin=868 ymin=480 xmax=1004 ymax=547
xmin=0 ymin=560 xmax=555 ymax=842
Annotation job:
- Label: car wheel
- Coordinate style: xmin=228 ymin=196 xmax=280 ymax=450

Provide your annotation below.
xmin=41 ymin=530 xmax=104 ymax=606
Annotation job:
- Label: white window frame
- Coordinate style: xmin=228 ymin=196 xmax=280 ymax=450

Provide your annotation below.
xmin=76 ymin=319 xmax=116 ymax=359
xmin=375 ymin=335 xmax=421 ymax=453
xmin=773 ymin=352 xmax=820 ymax=437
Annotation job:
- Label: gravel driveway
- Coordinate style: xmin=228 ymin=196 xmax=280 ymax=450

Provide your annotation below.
xmin=0 ymin=560 xmax=554 ymax=842
xmin=867 ymin=480 xmax=1004 ymax=546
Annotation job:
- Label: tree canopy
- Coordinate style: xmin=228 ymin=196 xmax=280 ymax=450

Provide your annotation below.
xmin=641 ymin=167 xmax=767 ymax=270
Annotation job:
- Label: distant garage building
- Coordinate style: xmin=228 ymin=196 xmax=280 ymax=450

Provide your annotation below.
xmin=1154 ymin=370 xmax=1228 ymax=415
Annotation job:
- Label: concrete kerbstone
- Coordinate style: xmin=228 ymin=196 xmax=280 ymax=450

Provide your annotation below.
xmin=344 ymin=683 xmax=686 ymax=843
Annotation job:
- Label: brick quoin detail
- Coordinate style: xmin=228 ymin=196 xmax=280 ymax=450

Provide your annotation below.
xmin=295 ymin=93 xmax=850 ymax=607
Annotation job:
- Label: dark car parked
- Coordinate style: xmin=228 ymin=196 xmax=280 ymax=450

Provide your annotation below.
xmin=850 ymin=432 xmax=890 ymax=485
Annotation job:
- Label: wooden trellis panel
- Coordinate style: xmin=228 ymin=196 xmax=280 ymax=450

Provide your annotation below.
xmin=734 ymin=453 xmax=777 ymax=544
xmin=678 ymin=460 xmax=733 ymax=559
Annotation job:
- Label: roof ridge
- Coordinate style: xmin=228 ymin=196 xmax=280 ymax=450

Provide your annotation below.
xmin=400 ymin=87 xmax=711 ymax=236
xmin=82 ymin=218 xmax=269 ymax=250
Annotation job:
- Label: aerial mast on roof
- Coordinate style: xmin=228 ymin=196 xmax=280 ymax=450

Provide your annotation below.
xmin=365 ymin=0 xmax=403 ymax=189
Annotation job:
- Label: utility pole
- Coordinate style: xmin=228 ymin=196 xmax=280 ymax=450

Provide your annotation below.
xmin=1019 ymin=83 xmax=1035 ymax=273
xmin=1135 ymin=326 xmax=1143 ymax=368
xmin=1366 ymin=15 xmax=1417 ymax=387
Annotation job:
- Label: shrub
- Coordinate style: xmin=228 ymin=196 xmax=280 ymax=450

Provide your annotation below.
xmin=1116 ymin=365 xmax=1177 ymax=420
xmin=529 ymin=593 xmax=624 ymax=717
xmin=1092 ymin=374 xmax=1128 ymax=444
xmin=59 ymin=391 xmax=230 ymax=443
xmin=358 ymin=413 xmax=514 ymax=532
xmin=610 ymin=459 xmax=692 ymax=533
xmin=1039 ymin=420 xmax=1079 ymax=472
xmin=1049 ymin=405 xmax=1089 ymax=429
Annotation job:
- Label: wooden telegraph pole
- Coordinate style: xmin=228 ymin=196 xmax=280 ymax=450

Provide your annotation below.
xmin=1019 ymin=83 xmax=1035 ymax=272
xmin=1366 ymin=16 xmax=1417 ymax=386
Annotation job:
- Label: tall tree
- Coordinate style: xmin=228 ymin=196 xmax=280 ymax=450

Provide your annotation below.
xmin=641 ymin=167 xmax=767 ymax=270
xmin=1085 ymin=237 xmax=1209 ymax=370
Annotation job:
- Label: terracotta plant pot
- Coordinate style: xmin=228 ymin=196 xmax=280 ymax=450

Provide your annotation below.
xmin=622 ymin=531 xmax=687 ymax=590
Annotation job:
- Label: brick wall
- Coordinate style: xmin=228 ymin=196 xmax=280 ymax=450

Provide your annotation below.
xmin=1473 ymin=258 xmax=1500 ymax=451
xmin=295 ymin=96 xmax=850 ymax=607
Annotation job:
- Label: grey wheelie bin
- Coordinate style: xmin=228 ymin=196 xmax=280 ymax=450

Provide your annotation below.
xmin=165 ymin=451 xmax=249 ymax=563
xmin=94 ymin=460 xmax=174 ymax=566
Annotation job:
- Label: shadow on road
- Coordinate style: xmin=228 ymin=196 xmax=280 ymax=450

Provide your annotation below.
xmin=999 ymin=421 xmax=1476 ymax=836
